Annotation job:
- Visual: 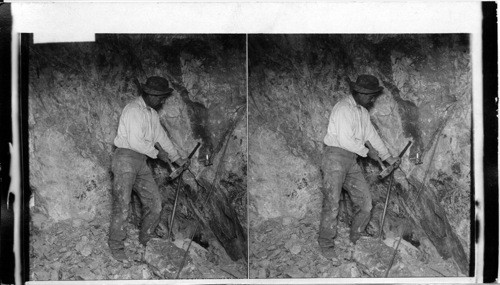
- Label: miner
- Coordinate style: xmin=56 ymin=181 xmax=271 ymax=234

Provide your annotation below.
xmin=109 ymin=76 xmax=188 ymax=262
xmin=319 ymin=74 xmax=399 ymax=263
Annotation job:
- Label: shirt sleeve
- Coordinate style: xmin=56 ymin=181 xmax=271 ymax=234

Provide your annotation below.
xmin=153 ymin=114 xmax=180 ymax=162
xmin=362 ymin=111 xmax=391 ymax=161
xmin=122 ymin=107 xmax=159 ymax=158
xmin=333 ymin=105 xmax=369 ymax=157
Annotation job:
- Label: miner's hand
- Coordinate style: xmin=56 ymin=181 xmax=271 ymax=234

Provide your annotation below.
xmin=367 ymin=146 xmax=380 ymax=161
xmin=385 ymin=156 xmax=400 ymax=167
xmin=365 ymin=141 xmax=381 ymax=162
xmin=174 ymin=157 xmax=190 ymax=168
xmin=157 ymin=149 xmax=170 ymax=163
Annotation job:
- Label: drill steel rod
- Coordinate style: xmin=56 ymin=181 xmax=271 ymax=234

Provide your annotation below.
xmin=175 ymin=170 xmax=216 ymax=279
xmin=378 ymin=141 xmax=412 ymax=179
xmin=176 ymin=121 xmax=236 ymax=279
xmin=176 ymin=213 xmax=201 ymax=279
xmin=378 ymin=173 xmax=394 ymax=240
xmin=167 ymin=173 xmax=183 ymax=240
xmin=385 ymin=235 xmax=403 ymax=277
xmin=166 ymin=143 xmax=201 ymax=239
xmin=383 ymin=106 xmax=456 ymax=276
xmin=378 ymin=141 xmax=411 ymax=239
xmin=398 ymin=141 xmax=412 ymax=159
xmin=168 ymin=142 xmax=201 ymax=180
xmin=187 ymin=142 xmax=202 ymax=159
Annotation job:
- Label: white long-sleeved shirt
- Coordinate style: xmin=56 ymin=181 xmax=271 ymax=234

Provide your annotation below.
xmin=114 ymin=96 xmax=180 ymax=161
xmin=323 ymin=95 xmax=390 ymax=160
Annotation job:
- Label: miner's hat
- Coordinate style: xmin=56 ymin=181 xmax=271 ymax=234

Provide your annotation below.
xmin=141 ymin=76 xmax=174 ymax=96
xmin=350 ymin=74 xmax=384 ymax=94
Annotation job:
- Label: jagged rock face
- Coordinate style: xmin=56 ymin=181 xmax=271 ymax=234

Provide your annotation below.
xmin=248 ymin=34 xmax=471 ymax=272
xmin=249 ymin=128 xmax=322 ymax=225
xmin=29 ymin=35 xmax=246 ymax=226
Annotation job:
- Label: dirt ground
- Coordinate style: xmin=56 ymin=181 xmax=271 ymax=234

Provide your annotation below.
xmin=29 ymin=214 xmax=247 ymax=281
xmin=249 ymin=214 xmax=463 ymax=279
xmin=29 ymin=202 xmax=463 ymax=281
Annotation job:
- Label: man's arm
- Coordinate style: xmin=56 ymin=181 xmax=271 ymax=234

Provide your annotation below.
xmin=153 ymin=115 xmax=180 ymax=162
xmin=362 ymin=111 xmax=391 ymax=161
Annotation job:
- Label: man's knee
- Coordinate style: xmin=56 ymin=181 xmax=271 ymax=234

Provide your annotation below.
xmin=151 ymin=187 xmax=162 ymax=213
xmin=113 ymin=172 xmax=135 ymax=203
xmin=152 ymin=199 xmax=162 ymax=215
xmin=142 ymin=191 xmax=162 ymax=215
xmin=350 ymin=184 xmax=372 ymax=212
xmin=362 ymin=194 xmax=373 ymax=213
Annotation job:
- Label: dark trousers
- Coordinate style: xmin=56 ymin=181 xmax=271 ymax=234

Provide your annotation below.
xmin=318 ymin=146 xmax=372 ymax=248
xmin=108 ymin=148 xmax=162 ymax=250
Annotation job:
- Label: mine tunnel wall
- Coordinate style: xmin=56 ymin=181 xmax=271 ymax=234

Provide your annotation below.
xmin=248 ymin=34 xmax=471 ymax=272
xmin=28 ymin=35 xmax=247 ymax=235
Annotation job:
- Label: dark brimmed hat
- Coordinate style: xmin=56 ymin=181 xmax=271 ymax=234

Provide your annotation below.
xmin=349 ymin=74 xmax=383 ymax=94
xmin=141 ymin=76 xmax=174 ymax=96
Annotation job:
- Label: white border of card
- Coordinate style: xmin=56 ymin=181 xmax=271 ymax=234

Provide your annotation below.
xmin=9 ymin=2 xmax=484 ymax=284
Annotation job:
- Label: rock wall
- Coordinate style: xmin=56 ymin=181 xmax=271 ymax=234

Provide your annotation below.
xmin=249 ymin=128 xmax=322 ymax=224
xmin=29 ymin=35 xmax=247 ymax=226
xmin=248 ymin=34 xmax=471 ymax=272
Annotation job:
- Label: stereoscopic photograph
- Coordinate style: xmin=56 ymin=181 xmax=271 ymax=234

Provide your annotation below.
xmin=247 ymin=34 xmax=473 ymax=278
xmin=25 ymin=32 xmax=476 ymax=282
xmin=27 ymin=34 xmax=248 ymax=280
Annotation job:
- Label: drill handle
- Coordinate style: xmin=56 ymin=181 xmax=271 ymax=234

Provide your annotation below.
xmin=187 ymin=142 xmax=202 ymax=159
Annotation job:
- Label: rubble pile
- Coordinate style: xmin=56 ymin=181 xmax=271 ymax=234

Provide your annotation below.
xmin=249 ymin=216 xmax=462 ymax=279
xmin=30 ymin=215 xmax=147 ymax=281
xmin=29 ymin=214 xmax=247 ymax=281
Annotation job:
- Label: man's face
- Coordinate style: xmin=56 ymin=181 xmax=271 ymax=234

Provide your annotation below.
xmin=354 ymin=92 xmax=379 ymax=110
xmin=144 ymin=93 xmax=169 ymax=110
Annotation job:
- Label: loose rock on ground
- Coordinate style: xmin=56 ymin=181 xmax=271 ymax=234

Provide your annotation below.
xmin=30 ymin=214 xmax=247 ymax=281
xmin=249 ymin=214 xmax=462 ymax=278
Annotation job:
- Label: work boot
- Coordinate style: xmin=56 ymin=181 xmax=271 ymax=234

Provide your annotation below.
xmin=110 ymin=248 xmax=129 ymax=262
xmin=365 ymin=218 xmax=379 ymax=236
xmin=320 ymin=247 xmax=341 ymax=266
xmin=156 ymin=222 xmax=169 ymax=238
xmin=350 ymin=211 xmax=370 ymax=244
xmin=139 ymin=235 xmax=150 ymax=247
xmin=349 ymin=230 xmax=362 ymax=244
